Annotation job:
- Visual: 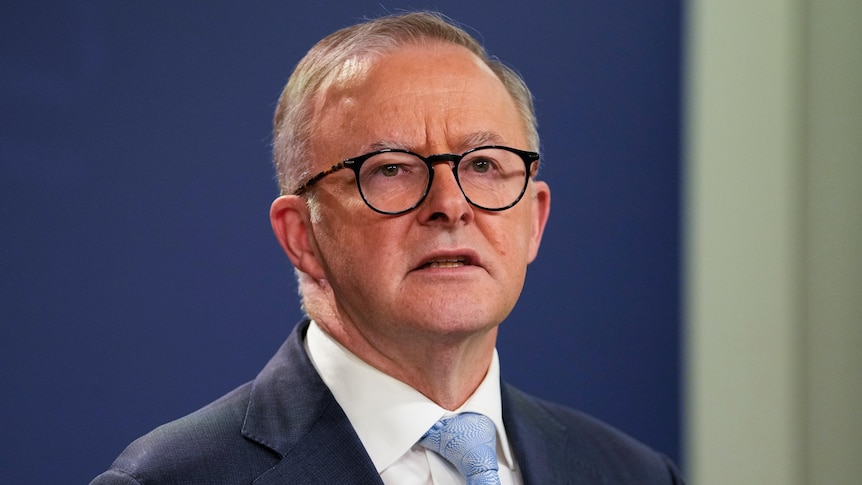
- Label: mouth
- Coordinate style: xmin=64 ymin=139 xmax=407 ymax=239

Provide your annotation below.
xmin=420 ymin=257 xmax=469 ymax=269
xmin=415 ymin=251 xmax=480 ymax=271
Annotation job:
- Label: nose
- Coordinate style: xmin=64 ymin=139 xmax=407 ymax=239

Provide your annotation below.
xmin=416 ymin=162 xmax=474 ymax=225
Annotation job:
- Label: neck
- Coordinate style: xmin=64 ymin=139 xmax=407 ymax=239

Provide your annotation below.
xmin=312 ymin=312 xmax=497 ymax=411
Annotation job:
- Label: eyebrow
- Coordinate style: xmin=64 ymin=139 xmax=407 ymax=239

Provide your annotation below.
xmin=364 ymin=131 xmax=507 ymax=155
xmin=367 ymin=140 xmax=412 ymax=152
xmin=459 ymin=131 xmax=506 ymax=149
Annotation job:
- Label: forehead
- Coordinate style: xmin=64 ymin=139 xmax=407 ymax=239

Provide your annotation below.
xmin=311 ymin=43 xmax=527 ymax=156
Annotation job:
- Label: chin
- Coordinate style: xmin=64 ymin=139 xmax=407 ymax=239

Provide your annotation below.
xmin=401 ymin=302 xmax=510 ymax=337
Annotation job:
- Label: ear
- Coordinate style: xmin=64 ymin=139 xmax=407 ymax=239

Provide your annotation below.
xmin=527 ymin=180 xmax=551 ymax=263
xmin=270 ymin=195 xmax=326 ymax=280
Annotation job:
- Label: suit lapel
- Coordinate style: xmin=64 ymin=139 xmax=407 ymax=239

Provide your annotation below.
xmin=251 ymin=399 xmax=382 ymax=484
xmin=503 ymin=384 xmax=607 ymax=485
xmin=242 ymin=320 xmax=383 ymax=485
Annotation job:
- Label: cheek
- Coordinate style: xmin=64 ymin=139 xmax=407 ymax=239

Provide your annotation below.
xmin=313 ymin=207 xmax=405 ymax=287
xmin=481 ymin=230 xmax=530 ymax=290
xmin=486 ymin=213 xmax=534 ymax=261
xmin=310 ymin=209 xmax=362 ymax=281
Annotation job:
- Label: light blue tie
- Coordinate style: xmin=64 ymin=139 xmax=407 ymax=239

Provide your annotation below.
xmin=418 ymin=412 xmax=502 ymax=485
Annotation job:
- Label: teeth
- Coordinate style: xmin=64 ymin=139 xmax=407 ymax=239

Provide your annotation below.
xmin=426 ymin=259 xmax=466 ymax=268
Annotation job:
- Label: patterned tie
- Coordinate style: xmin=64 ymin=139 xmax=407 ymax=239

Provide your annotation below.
xmin=418 ymin=412 xmax=502 ymax=485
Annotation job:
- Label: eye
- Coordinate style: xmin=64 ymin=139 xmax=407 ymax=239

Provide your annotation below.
xmin=379 ymin=164 xmax=402 ymax=177
xmin=360 ymin=154 xmax=424 ymax=183
xmin=463 ymin=156 xmax=501 ymax=175
xmin=364 ymin=154 xmax=417 ymax=178
xmin=468 ymin=158 xmax=492 ymax=173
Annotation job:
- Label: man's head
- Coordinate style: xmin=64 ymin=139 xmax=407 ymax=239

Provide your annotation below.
xmin=269 ymin=12 xmax=550 ymax=357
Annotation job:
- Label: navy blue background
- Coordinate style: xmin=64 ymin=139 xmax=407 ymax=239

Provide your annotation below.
xmin=1 ymin=2 xmax=681 ymax=482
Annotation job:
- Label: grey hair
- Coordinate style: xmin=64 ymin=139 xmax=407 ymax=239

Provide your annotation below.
xmin=271 ymin=11 xmax=539 ymax=195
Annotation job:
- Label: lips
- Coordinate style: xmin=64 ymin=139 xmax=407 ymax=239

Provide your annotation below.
xmin=415 ymin=250 xmax=480 ymax=271
xmin=421 ymin=257 xmax=467 ymax=269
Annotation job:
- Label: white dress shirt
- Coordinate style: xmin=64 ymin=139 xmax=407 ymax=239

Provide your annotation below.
xmin=305 ymin=321 xmax=523 ymax=485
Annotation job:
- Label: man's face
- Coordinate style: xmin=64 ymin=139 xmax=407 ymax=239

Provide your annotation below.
xmin=287 ymin=43 xmax=549 ymax=342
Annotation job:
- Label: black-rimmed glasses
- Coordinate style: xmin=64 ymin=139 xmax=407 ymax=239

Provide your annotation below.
xmin=293 ymin=145 xmax=539 ymax=215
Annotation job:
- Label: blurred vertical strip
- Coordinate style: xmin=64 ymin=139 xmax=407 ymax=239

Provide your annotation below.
xmin=684 ymin=0 xmax=862 ymax=483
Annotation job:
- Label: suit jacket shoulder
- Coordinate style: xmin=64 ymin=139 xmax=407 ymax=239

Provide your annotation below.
xmin=91 ymin=381 xmax=277 ymax=484
xmin=503 ymin=384 xmax=685 ymax=484
xmin=91 ymin=321 xmax=382 ymax=484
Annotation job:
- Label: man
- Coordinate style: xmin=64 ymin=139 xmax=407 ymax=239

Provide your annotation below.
xmin=93 ymin=12 xmax=683 ymax=484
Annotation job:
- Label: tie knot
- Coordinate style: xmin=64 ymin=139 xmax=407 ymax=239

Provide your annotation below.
xmin=419 ymin=412 xmax=501 ymax=485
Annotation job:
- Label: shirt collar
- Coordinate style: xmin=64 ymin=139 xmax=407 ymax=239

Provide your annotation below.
xmin=304 ymin=320 xmax=515 ymax=473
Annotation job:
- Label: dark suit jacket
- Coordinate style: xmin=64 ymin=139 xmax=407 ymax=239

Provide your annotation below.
xmin=92 ymin=320 xmax=684 ymax=484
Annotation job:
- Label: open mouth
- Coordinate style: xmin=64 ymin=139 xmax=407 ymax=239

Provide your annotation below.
xmin=421 ymin=257 xmax=468 ymax=269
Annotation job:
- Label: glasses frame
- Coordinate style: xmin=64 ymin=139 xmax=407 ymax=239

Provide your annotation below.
xmin=292 ymin=145 xmax=540 ymax=215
